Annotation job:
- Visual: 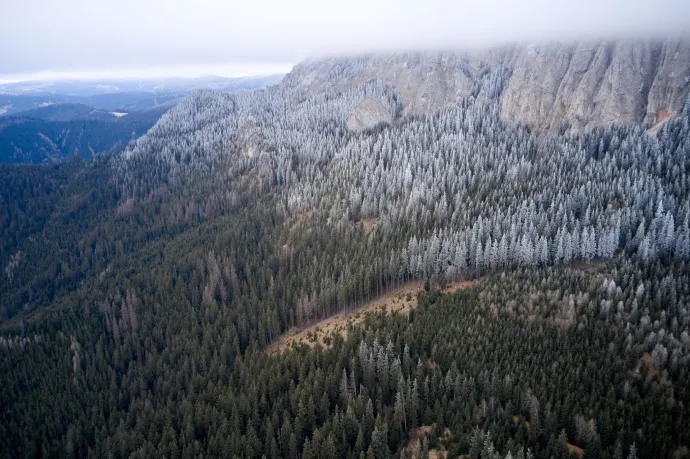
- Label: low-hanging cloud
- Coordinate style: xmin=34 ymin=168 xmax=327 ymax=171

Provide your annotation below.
xmin=2 ymin=0 xmax=690 ymax=81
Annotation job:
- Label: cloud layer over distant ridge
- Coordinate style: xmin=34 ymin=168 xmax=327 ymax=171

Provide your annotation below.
xmin=2 ymin=0 xmax=689 ymax=81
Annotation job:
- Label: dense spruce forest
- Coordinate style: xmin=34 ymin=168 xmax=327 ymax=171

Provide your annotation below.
xmin=1 ymin=59 xmax=689 ymax=459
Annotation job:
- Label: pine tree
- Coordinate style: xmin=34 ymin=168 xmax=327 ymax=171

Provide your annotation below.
xmin=369 ymin=421 xmax=390 ymax=459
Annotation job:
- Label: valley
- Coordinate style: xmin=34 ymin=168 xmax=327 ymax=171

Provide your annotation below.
xmin=1 ymin=39 xmax=689 ymax=458
xmin=0 ymin=74 xmax=284 ymax=164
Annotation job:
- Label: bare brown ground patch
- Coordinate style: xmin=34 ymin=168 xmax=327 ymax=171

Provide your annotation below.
xmin=408 ymin=425 xmax=433 ymax=446
xmin=407 ymin=425 xmax=451 ymax=458
xmin=511 ymin=415 xmax=532 ymax=433
xmin=117 ymin=198 xmax=136 ymax=216
xmin=567 ymin=259 xmax=613 ymax=276
xmin=633 ymin=352 xmax=659 ymax=377
xmin=429 ymin=449 xmax=448 ymax=459
xmin=361 ymin=217 xmax=381 ymax=233
xmin=647 ymin=110 xmax=675 ymax=135
xmin=267 ymin=278 xmax=480 ymax=355
xmin=639 ymin=352 xmax=659 ymax=377
xmin=567 ymin=443 xmax=584 ymax=459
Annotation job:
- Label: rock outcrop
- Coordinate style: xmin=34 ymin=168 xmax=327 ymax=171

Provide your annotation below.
xmin=284 ymin=39 xmax=690 ymax=133
xmin=346 ymin=98 xmax=393 ymax=131
xmin=500 ymin=40 xmax=690 ymax=132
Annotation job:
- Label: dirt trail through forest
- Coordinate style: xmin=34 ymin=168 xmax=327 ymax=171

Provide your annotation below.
xmin=268 ymin=278 xmax=479 ymax=355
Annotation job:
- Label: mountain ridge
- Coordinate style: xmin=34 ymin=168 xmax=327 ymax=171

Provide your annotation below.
xmin=0 ymin=74 xmax=286 ymax=117
xmin=13 ymin=103 xmax=118 ymax=122
xmin=283 ymin=39 xmax=690 ymax=133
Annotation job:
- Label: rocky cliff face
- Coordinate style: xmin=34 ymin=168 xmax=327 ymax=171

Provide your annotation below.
xmin=284 ymin=40 xmax=690 ymax=133
xmin=346 ymin=98 xmax=393 ymax=132
xmin=500 ymin=40 xmax=690 ymax=132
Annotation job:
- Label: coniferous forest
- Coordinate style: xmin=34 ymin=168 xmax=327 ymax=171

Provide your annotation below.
xmin=1 ymin=59 xmax=690 ymax=459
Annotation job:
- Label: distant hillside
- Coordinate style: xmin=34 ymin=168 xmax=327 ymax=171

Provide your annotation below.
xmin=14 ymin=103 xmax=117 ymax=122
xmin=0 ymin=74 xmax=285 ymax=114
xmin=0 ymin=74 xmax=284 ymax=163
xmin=0 ymin=74 xmax=285 ymax=97
xmin=0 ymin=95 xmax=61 ymax=116
xmin=87 ymin=92 xmax=182 ymax=111
xmin=0 ymin=105 xmax=170 ymax=163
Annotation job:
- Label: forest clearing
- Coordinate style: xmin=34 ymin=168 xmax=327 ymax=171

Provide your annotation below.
xmin=268 ymin=278 xmax=480 ymax=354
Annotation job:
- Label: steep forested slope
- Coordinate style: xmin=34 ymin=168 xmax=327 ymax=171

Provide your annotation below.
xmin=1 ymin=44 xmax=690 ymax=458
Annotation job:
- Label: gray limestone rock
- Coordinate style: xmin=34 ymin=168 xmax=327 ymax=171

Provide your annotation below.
xmin=285 ymin=39 xmax=690 ymax=134
xmin=346 ymin=98 xmax=393 ymax=132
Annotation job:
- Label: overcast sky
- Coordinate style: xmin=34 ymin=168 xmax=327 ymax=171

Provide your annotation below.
xmin=2 ymin=0 xmax=690 ymax=82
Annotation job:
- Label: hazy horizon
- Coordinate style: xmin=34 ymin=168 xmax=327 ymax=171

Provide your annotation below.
xmin=2 ymin=0 xmax=690 ymax=83
xmin=0 ymin=64 xmax=293 ymax=85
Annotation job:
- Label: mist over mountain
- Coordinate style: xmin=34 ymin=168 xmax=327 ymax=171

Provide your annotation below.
xmin=0 ymin=74 xmax=285 ymax=115
xmin=285 ymin=39 xmax=690 ymax=133
xmin=0 ymin=75 xmax=284 ymax=97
